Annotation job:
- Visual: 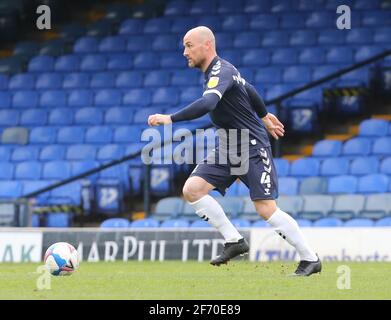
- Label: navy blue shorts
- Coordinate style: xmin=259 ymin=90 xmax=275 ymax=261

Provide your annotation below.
xmin=190 ymin=146 xmax=279 ymax=200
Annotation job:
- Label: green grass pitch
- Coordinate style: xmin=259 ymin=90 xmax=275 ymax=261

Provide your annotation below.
xmin=1 ymin=261 xmax=390 ymax=300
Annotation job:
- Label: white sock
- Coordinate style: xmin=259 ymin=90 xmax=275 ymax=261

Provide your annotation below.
xmin=267 ymin=208 xmax=318 ymax=262
xmin=189 ymin=195 xmax=243 ymax=243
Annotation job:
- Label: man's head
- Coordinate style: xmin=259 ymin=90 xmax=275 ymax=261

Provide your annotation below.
xmin=183 ymin=26 xmax=217 ymax=72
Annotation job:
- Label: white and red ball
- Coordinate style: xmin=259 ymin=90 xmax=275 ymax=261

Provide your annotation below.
xmin=44 ymin=242 xmax=79 ymax=276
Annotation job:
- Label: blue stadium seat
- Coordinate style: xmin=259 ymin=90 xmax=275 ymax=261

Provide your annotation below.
xmin=116 ymin=71 xmax=143 ymax=88
xmin=130 ymin=218 xmax=159 ymax=228
xmin=296 ymin=219 xmax=312 ymax=227
xmin=299 ymin=195 xmax=334 ymax=221
xmin=380 ymin=157 xmax=391 ymax=174
xmin=12 ymin=90 xmax=38 ymax=108
xmin=342 ymin=137 xmax=372 ymax=156
xmin=57 ymin=127 xmax=85 ymax=144
xmin=62 ymin=73 xmax=90 ymax=89
xmin=74 ymin=108 xmax=103 ymax=125
xmin=45 ymin=213 xmax=71 ymax=228
xmin=0 ymin=110 xmax=18 ymax=126
xmin=152 ymin=34 xmax=179 ymax=51
xmin=71 ymin=160 xmax=99 ymax=177
xmin=320 ymin=158 xmax=350 ymax=176
xmin=249 ymin=13 xmax=277 ymax=29
xmin=170 ymin=16 xmax=197 ymax=33
xmin=278 ymin=177 xmax=299 ymax=196
xmin=11 ymin=146 xmax=39 ymax=162
xmin=281 ymin=13 xmax=306 ymax=28
xmin=340 ymin=67 xmax=370 ymax=84
xmin=40 ymin=145 xmax=66 ymax=161
xmin=313 ymin=217 xmax=343 ymax=227
xmin=107 ymin=53 xmax=133 ymax=70
xmin=191 ymin=1 xmax=217 ymax=15
xmin=22 ymin=181 xmax=51 ymax=203
xmin=73 ymin=36 xmax=99 ymax=53
xmin=219 ymin=50 xmax=242 ymax=67
xmin=238 ymin=68 xmax=254 ymax=83
xmin=119 ymin=19 xmax=145 ymax=35
xmin=97 ymin=144 xmax=124 ymax=161
xmin=35 ymin=73 xmax=62 ymax=89
xmin=0 ymin=162 xmax=14 ymax=180
xmin=0 ymin=181 xmax=22 ymax=198
xmin=100 ymin=218 xmax=130 ymax=228
xmin=160 ymin=219 xmax=189 ymax=228
xmin=306 ymin=12 xmax=334 ymax=28
xmin=299 ymin=177 xmax=328 ymax=195
xmin=273 ymin=158 xmax=290 ymax=177
xmin=0 ymin=75 xmax=7 ymax=90
xmin=299 ymin=48 xmax=325 ymax=65
xmin=329 ymin=194 xmax=365 ymax=220
xmin=8 ymin=73 xmax=35 ymax=89
xmin=189 ymin=220 xmax=211 ymax=228
xmin=133 ymin=52 xmax=160 ymax=69
xmin=51 ymin=182 xmax=81 ymax=204
xmin=326 ymin=47 xmax=353 ymax=64
xmin=283 ymin=66 xmax=311 ymax=83
xmin=359 ymin=119 xmax=389 ymax=137
xmin=214 ymin=32 xmax=234 ymax=49
xmin=48 ymin=108 xmax=73 ymax=126
xmin=372 ymin=137 xmax=391 ymax=156
xmin=30 ymin=127 xmax=56 ymax=145
xmin=289 ymin=30 xmax=317 ymax=46
xmin=105 ymin=107 xmax=134 ymax=125
xmin=180 ymin=87 xmax=202 ymax=104
xmin=271 ymin=0 xmax=292 ymax=12
xmin=230 ymin=218 xmax=251 ymax=228
xmin=68 ymin=89 xmax=94 ymax=107
xmin=165 ymin=1 xmax=189 ymax=16
xmin=343 ymin=218 xmax=374 ymax=227
xmin=66 ymin=145 xmax=96 ymax=161
xmin=254 ymin=67 xmax=282 ymax=84
xmin=276 ymin=195 xmax=303 ymax=217
xmin=328 ymin=175 xmax=358 ymax=194
xmin=262 ymin=31 xmax=289 ymax=47
xmin=375 ymin=217 xmax=391 ymax=227
xmin=80 ymin=54 xmax=106 ymax=71
xmin=222 ymin=15 xmax=248 ymax=32
xmin=123 ymin=89 xmax=152 ymax=106
xmin=272 ymin=48 xmax=298 ymax=65
xmin=54 ymin=55 xmax=80 ymax=72
xmin=152 ymin=88 xmax=179 ymax=105
xmin=113 ymin=126 xmax=141 ymax=143
xmin=153 ymin=197 xmax=183 ymax=221
xmin=171 ymin=70 xmax=200 ymax=87
xmin=374 ymin=28 xmax=391 ymax=44
xmin=160 ymin=52 xmax=187 ymax=69
xmin=28 ymin=55 xmax=54 ymax=72
xmin=144 ymin=18 xmax=171 ymax=33
xmin=355 ymin=46 xmax=384 ymax=63
xmin=40 ymin=90 xmax=67 ymax=108
xmin=99 ymin=36 xmax=126 ymax=53
xmin=14 ymin=161 xmax=41 ymax=180
xmin=90 ymin=72 xmax=116 ymax=88
xmin=42 ymin=161 xmax=71 ymax=180
xmin=362 ymin=11 xmax=390 ymax=26
xmin=85 ymin=126 xmax=113 ymax=144
xmin=358 ymin=174 xmax=389 ymax=193
xmin=0 ymin=146 xmax=11 ymax=161
xmin=350 ymin=157 xmax=379 ymax=175
xmin=133 ymin=106 xmax=165 ymax=123
xmin=20 ymin=109 xmax=47 ymax=126
xmin=144 ymin=70 xmax=170 ymax=87
xmin=346 ymin=28 xmax=373 ymax=44
xmin=126 ymin=35 xmax=152 ymax=51
xmin=312 ymin=140 xmax=342 ymax=157
xmin=290 ymin=158 xmax=320 ymax=177
xmin=242 ymin=49 xmax=270 ymax=66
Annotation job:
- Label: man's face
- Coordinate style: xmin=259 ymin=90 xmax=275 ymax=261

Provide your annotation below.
xmin=183 ymin=32 xmax=206 ymax=69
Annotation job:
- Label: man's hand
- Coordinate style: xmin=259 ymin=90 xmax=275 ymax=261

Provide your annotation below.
xmin=148 ymin=114 xmax=172 ymax=126
xmin=261 ymin=113 xmax=285 ymax=140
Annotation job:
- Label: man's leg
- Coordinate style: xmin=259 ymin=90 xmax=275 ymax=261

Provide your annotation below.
xmin=183 ymin=176 xmax=249 ymax=265
xmin=254 ymin=199 xmax=321 ymax=276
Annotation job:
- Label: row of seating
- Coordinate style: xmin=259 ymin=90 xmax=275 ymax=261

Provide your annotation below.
xmin=153 ymin=193 xmax=391 ymax=222
xmin=97 ymin=216 xmax=391 ymax=230
xmin=0 ymin=66 xmax=375 ymax=91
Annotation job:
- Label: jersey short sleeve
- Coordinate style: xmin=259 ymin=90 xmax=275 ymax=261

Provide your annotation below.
xmin=203 ymin=59 xmax=234 ymax=100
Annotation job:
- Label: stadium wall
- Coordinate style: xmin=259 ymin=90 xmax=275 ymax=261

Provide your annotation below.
xmin=1 ymin=228 xmax=390 ymax=263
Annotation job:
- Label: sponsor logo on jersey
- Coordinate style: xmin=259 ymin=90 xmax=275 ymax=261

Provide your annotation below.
xmin=207 ymin=76 xmax=219 ymax=88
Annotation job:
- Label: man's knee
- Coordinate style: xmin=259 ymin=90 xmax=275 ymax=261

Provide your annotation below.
xmin=253 ymin=199 xmax=277 ymax=220
xmin=182 ymin=177 xmax=212 ymax=202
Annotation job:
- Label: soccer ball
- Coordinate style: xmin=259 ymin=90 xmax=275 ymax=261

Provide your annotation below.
xmin=44 ymin=242 xmax=79 ymax=276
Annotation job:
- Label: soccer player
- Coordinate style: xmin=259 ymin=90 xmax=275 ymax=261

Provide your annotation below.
xmin=148 ymin=26 xmax=321 ymax=276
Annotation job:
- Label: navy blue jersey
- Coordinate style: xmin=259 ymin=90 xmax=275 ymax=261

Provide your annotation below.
xmin=203 ymin=56 xmax=270 ymax=149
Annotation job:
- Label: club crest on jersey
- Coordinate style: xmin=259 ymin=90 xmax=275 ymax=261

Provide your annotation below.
xmin=207 ymin=76 xmax=219 ymax=88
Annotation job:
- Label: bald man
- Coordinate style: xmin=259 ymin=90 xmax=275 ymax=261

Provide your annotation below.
xmin=148 ymin=27 xmax=321 ymax=276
